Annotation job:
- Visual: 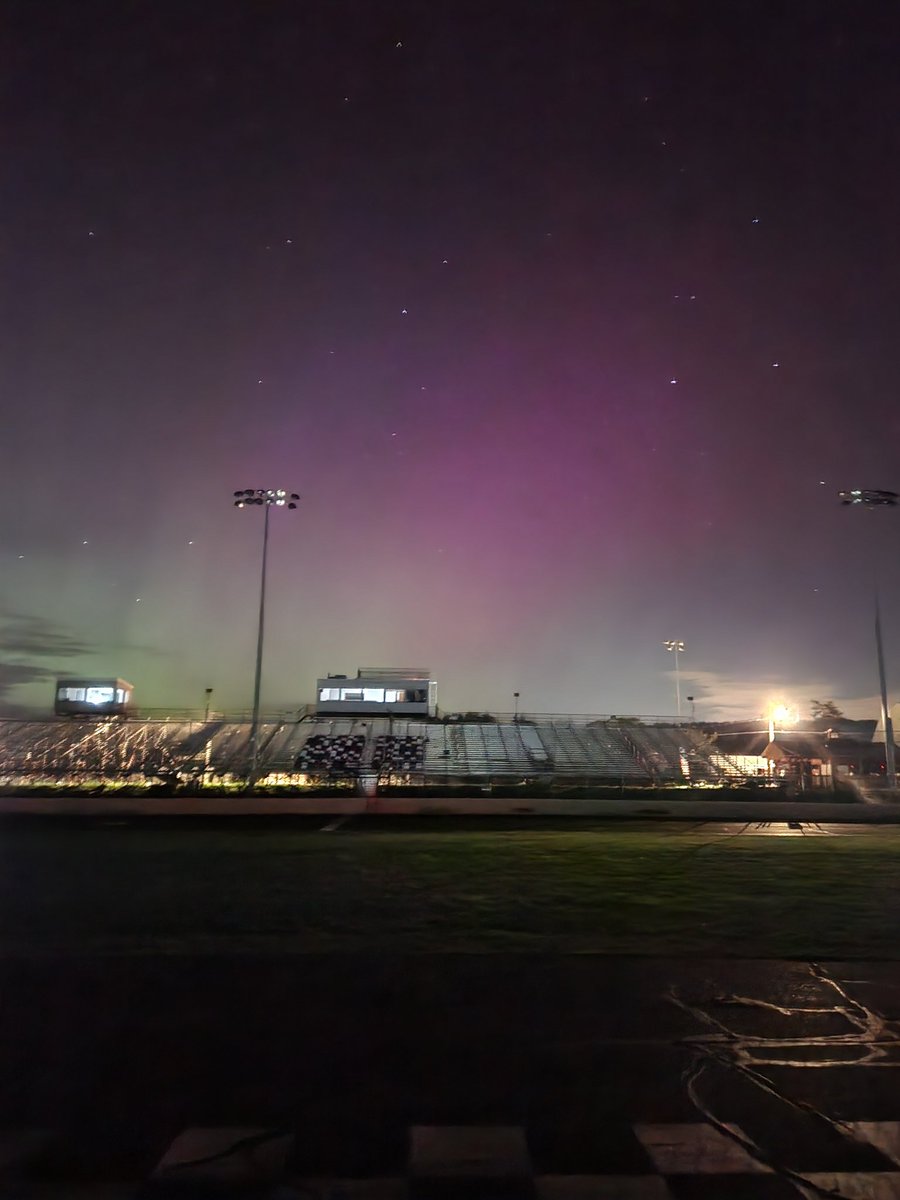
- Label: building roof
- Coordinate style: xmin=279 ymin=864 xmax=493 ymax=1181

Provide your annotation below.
xmin=713 ymin=732 xmax=769 ymax=756
xmin=714 ymin=731 xmax=830 ymax=760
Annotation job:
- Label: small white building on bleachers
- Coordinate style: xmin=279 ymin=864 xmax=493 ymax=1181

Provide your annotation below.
xmin=315 ymin=667 xmax=437 ymax=718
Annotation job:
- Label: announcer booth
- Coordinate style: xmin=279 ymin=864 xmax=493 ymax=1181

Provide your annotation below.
xmin=316 ymin=668 xmax=437 ymax=718
xmin=54 ymin=678 xmax=134 ymax=718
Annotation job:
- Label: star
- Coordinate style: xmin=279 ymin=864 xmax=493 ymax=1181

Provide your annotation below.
xmin=401 ymin=308 xmax=408 ymax=315
xmin=670 ymin=378 xmax=678 ymax=384
xmin=751 ymin=217 xmax=760 ymax=224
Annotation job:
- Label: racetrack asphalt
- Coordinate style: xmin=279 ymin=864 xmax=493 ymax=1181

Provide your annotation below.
xmin=2 ymin=954 xmax=899 ymax=1186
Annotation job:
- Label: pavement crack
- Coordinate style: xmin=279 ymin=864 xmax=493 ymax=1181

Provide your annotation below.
xmin=713 ymin=993 xmax=844 ymax=1018
xmin=668 ymin=978 xmax=900 ymax=1194
xmin=680 ymin=1056 xmax=846 ymax=1198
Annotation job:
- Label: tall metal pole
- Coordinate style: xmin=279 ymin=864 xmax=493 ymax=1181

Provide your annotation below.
xmin=663 ymin=640 xmax=685 ymax=718
xmin=874 ymin=592 xmax=897 ymax=788
xmin=249 ymin=501 xmax=270 ymax=780
xmin=233 ymin=488 xmax=298 ymax=785
xmin=837 ymin=489 xmax=899 ymax=790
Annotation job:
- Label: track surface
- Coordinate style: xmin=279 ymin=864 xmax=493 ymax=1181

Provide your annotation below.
xmin=3 ymin=955 xmax=900 ymax=1190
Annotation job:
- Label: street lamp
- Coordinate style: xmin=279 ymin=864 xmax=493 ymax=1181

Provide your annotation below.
xmin=234 ymin=488 xmax=299 ymax=780
xmin=837 ymin=487 xmax=897 ymax=788
xmin=663 ymin=640 xmax=685 ymax=717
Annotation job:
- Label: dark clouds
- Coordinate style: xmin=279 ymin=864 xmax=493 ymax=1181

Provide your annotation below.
xmin=0 ymin=613 xmax=94 ymax=711
xmin=0 ymin=612 xmax=94 ymax=660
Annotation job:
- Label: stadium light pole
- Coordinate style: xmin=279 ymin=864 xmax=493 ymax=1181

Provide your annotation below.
xmin=663 ymin=640 xmax=685 ymax=717
xmin=234 ymin=488 xmax=299 ymax=781
xmin=837 ymin=488 xmax=898 ymax=789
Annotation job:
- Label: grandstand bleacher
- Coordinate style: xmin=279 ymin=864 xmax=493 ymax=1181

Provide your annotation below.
xmin=0 ymin=715 xmax=764 ymax=789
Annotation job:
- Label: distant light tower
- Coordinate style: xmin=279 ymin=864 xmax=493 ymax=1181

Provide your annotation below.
xmin=837 ymin=487 xmax=898 ymax=788
xmin=234 ymin=488 xmax=299 ymax=780
xmin=513 ymin=692 xmax=520 ymax=722
xmin=204 ymin=688 xmax=213 ymax=722
xmin=663 ymin=640 xmax=685 ymax=717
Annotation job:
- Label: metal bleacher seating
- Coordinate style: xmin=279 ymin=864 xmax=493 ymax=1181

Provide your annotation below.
xmin=0 ymin=713 xmax=744 ymax=787
xmin=616 ymin=724 xmax=683 ymax=781
xmin=526 ymin=722 xmax=642 ymax=780
xmin=619 ymin=724 xmax=722 ymax=783
xmin=371 ymin=732 xmax=426 ymax=775
xmin=294 ymin=731 xmax=366 ymax=777
xmin=584 ymin=723 xmax=647 ymax=779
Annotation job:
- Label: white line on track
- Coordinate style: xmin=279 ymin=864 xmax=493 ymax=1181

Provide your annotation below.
xmin=320 ymin=816 xmax=352 ymax=832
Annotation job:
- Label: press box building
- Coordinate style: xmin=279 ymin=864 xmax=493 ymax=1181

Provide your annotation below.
xmin=315 ymin=668 xmax=437 ymax=718
xmin=54 ymin=678 xmax=134 ymax=718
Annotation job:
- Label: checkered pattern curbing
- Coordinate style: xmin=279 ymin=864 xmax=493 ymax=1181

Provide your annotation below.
xmin=1 ymin=1121 xmax=900 ymax=1198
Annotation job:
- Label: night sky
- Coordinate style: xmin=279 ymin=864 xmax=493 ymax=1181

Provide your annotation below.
xmin=4 ymin=0 xmax=900 ymax=720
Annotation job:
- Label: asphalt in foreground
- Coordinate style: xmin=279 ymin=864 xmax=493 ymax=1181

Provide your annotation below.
xmin=2 ymin=955 xmax=899 ymax=1189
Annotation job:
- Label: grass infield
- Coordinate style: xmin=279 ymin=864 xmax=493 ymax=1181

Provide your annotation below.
xmin=2 ymin=821 xmax=899 ymax=958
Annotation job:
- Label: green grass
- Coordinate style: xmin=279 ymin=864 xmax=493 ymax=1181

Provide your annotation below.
xmin=2 ymin=823 xmax=900 ymax=957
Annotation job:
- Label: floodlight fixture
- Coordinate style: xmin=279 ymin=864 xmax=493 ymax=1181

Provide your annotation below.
xmin=233 ymin=486 xmax=300 ymax=781
xmin=234 ymin=487 xmax=300 ymax=509
xmin=838 ymin=488 xmax=899 ymax=507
